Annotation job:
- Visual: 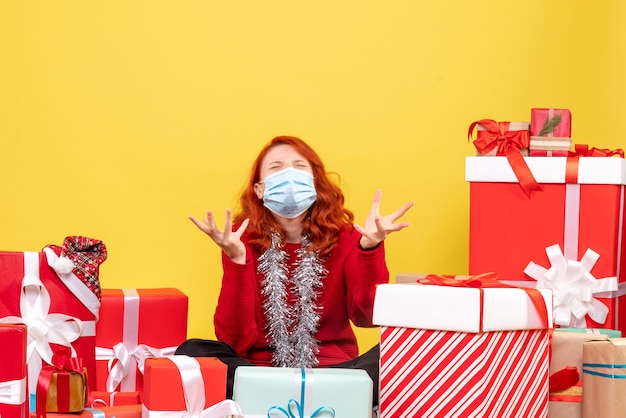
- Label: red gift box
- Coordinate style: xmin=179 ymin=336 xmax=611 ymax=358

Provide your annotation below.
xmin=94 ymin=289 xmax=188 ymax=392
xmin=88 ymin=392 xmax=140 ymax=408
xmin=529 ymin=108 xmax=572 ymax=156
xmin=467 ymin=155 xmax=626 ymax=332
xmin=0 ymin=324 xmax=28 ymax=418
xmin=142 ymin=356 xmax=234 ymax=417
xmin=0 ymin=248 xmax=102 ymax=400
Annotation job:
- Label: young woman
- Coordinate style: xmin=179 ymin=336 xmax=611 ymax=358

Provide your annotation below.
xmin=176 ymin=135 xmax=413 ymax=405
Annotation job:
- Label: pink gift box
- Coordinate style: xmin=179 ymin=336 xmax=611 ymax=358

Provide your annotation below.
xmin=529 ymin=108 xmax=572 ymax=156
xmin=94 ymin=288 xmax=188 ymax=392
xmin=0 ymin=324 xmax=28 ymax=418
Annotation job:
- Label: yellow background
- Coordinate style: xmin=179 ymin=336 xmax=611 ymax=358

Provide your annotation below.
xmin=1 ymin=1 xmax=625 ymax=352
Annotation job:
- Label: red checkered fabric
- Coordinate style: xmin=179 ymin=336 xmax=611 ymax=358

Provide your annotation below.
xmin=46 ymin=236 xmax=107 ymax=300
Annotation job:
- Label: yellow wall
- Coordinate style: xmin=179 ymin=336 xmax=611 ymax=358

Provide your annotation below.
xmin=1 ymin=1 xmax=625 ymax=352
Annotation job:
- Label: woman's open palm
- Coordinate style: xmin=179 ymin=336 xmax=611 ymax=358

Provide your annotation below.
xmin=189 ymin=209 xmax=249 ymax=264
xmin=354 ymin=190 xmax=414 ymax=249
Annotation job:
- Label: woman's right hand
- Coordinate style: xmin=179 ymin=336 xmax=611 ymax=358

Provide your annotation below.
xmin=189 ymin=209 xmax=249 ymax=264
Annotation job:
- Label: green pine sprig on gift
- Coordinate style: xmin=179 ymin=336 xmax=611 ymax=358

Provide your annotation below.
xmin=538 ymin=114 xmax=562 ymax=136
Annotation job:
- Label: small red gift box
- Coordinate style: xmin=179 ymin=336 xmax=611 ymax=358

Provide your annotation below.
xmin=142 ymin=356 xmax=231 ymax=417
xmin=529 ymin=108 xmax=572 ymax=156
xmin=94 ymin=288 xmax=188 ymax=392
xmin=0 ymin=238 xmax=105 ymax=402
xmin=467 ymin=155 xmax=626 ymax=332
xmin=0 ymin=324 xmax=28 ymax=418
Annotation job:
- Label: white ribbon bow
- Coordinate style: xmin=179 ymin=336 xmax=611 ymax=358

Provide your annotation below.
xmin=142 ymin=356 xmax=243 ymax=418
xmin=0 ymin=252 xmax=83 ymax=394
xmin=96 ymin=343 xmax=177 ymax=391
xmin=524 ymin=244 xmax=618 ymax=327
xmin=0 ymin=378 xmax=26 ymax=405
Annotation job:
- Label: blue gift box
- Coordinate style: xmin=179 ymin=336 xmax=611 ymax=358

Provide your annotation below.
xmin=232 ymin=367 xmax=372 ymax=418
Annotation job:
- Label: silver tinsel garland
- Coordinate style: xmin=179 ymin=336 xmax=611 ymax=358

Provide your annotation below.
xmin=258 ymin=231 xmax=328 ymax=368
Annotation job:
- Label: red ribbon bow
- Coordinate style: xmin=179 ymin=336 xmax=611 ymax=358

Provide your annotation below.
xmin=570 ymin=144 xmax=625 ymax=158
xmin=549 ymin=366 xmax=580 ymax=393
xmin=468 ymin=119 xmax=542 ymax=198
xmin=36 ymin=347 xmax=87 ymax=418
xmin=418 ymin=272 xmax=549 ymax=332
xmin=564 ymin=144 xmax=625 ymax=184
xmin=50 ymin=347 xmax=84 ymax=373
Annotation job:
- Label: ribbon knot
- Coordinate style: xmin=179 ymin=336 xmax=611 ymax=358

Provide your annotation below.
xmin=524 ymin=244 xmax=618 ymax=327
xmin=102 ymin=342 xmax=172 ymax=391
xmin=570 ymin=144 xmax=624 ymax=158
xmin=468 ymin=119 xmax=542 ymax=198
xmin=51 ymin=346 xmax=84 ymax=373
xmin=266 ymin=369 xmax=336 ymax=418
xmin=268 ymin=398 xmax=335 ymax=418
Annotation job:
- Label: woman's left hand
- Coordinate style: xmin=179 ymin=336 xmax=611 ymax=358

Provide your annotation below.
xmin=354 ymin=190 xmax=414 ymax=249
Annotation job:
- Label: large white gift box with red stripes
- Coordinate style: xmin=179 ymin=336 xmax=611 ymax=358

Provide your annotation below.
xmin=373 ymin=278 xmax=553 ymax=418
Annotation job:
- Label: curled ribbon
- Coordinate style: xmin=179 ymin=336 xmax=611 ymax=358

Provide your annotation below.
xmin=418 ymin=272 xmax=550 ymax=332
xmin=524 ymin=244 xmax=618 ymax=327
xmin=266 ymin=368 xmax=336 ymax=418
xmin=570 ymin=144 xmax=625 ymax=158
xmin=468 ymin=119 xmax=542 ymax=197
xmin=97 ymin=343 xmax=176 ymax=391
xmin=0 ymin=252 xmax=84 ymax=396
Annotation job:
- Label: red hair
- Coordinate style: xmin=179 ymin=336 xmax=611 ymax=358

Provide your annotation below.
xmin=234 ymin=135 xmax=354 ymax=257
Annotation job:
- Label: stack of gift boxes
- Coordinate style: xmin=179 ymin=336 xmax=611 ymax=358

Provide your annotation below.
xmin=4 ymin=108 xmax=626 ymax=418
xmin=0 ymin=238 xmax=373 ymax=418
xmin=0 ymin=239 xmax=243 ymax=418
xmin=373 ymin=108 xmax=626 ymax=417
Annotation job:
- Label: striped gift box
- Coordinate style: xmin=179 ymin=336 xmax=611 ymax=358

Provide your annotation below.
xmin=373 ymin=281 xmax=552 ymax=418
xmin=380 ymin=327 xmax=549 ymax=417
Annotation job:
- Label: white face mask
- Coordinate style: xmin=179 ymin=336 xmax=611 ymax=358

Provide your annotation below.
xmin=261 ymin=167 xmax=317 ymax=218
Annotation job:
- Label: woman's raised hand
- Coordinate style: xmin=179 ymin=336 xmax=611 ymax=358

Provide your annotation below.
xmin=189 ymin=209 xmax=249 ymax=264
xmin=354 ymin=190 xmax=414 ymax=249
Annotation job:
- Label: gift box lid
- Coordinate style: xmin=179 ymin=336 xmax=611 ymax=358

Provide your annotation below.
xmin=373 ymin=282 xmax=553 ymax=332
xmin=465 ymin=156 xmax=626 ymax=185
